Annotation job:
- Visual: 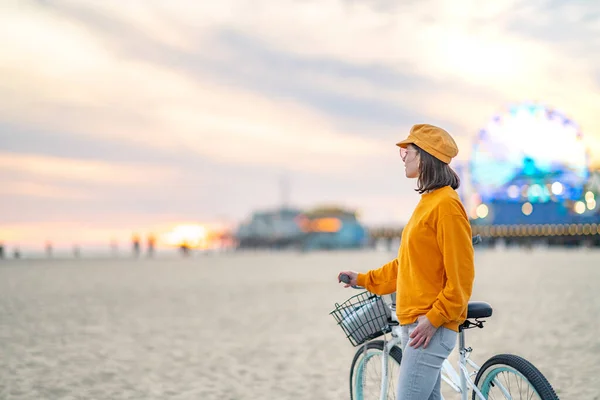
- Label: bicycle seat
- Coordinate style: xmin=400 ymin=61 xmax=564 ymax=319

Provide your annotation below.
xmin=467 ymin=301 xmax=493 ymax=319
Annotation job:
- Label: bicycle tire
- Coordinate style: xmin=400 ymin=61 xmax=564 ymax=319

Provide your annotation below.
xmin=472 ymin=354 xmax=559 ymax=400
xmin=349 ymin=340 xmax=403 ymax=400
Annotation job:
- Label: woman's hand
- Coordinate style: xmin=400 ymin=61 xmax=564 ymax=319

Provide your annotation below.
xmin=409 ymin=315 xmax=438 ymax=349
xmin=337 ymin=271 xmax=358 ymax=287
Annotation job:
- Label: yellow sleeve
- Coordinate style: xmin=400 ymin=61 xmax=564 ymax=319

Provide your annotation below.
xmin=426 ymin=214 xmax=475 ymax=327
xmin=356 ymin=258 xmax=398 ymax=295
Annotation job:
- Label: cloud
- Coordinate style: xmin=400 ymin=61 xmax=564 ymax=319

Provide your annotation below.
xmin=0 ymin=181 xmax=90 ymax=201
xmin=0 ymin=122 xmax=174 ymax=164
xmin=0 ymin=152 xmax=176 ymax=185
xmin=26 ymin=1 xmax=598 ymax=154
xmin=1 ymin=1 xmax=393 ymax=176
xmin=4 ymin=1 xmax=600 ymax=149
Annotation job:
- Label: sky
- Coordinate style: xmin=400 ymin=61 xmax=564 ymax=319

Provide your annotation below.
xmin=1 ymin=0 xmax=599 ymax=250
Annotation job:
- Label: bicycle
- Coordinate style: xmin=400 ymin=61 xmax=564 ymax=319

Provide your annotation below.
xmin=331 ymin=235 xmax=559 ymax=400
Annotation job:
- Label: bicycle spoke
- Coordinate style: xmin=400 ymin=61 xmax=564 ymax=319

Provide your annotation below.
xmin=516 ymin=371 xmax=524 ymax=397
xmin=485 ymin=369 xmax=544 ymax=399
xmin=354 ymin=349 xmax=400 ymax=400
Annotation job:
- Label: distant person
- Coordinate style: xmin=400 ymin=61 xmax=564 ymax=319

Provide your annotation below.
xmin=45 ymin=241 xmax=53 ymax=258
xmin=147 ymin=234 xmax=156 ymax=258
xmin=13 ymin=247 xmax=21 ymax=259
xmin=338 ymin=124 xmax=475 ymax=399
xmin=180 ymin=242 xmax=190 ymax=257
xmin=73 ymin=245 xmax=81 ymax=258
xmin=132 ymin=234 xmax=141 ymax=257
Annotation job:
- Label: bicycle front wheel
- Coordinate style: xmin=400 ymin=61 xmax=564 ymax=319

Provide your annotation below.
xmin=473 ymin=354 xmax=559 ymax=400
xmin=350 ymin=340 xmax=402 ymax=400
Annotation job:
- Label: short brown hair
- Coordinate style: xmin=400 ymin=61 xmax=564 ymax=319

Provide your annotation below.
xmin=414 ymin=144 xmax=460 ymax=194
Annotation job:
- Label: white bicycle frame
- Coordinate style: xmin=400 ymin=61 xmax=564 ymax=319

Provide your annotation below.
xmin=375 ymin=296 xmax=510 ymax=400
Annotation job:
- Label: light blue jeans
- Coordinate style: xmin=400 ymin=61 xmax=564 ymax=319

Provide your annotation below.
xmin=396 ymin=322 xmax=457 ymax=400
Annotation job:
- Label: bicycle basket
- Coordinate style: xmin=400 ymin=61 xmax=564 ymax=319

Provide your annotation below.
xmin=330 ymin=291 xmax=392 ymax=346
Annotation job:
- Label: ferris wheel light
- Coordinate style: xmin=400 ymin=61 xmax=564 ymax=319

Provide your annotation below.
xmin=470 ymin=103 xmax=587 ymax=203
xmin=522 ymin=202 xmax=533 ymax=216
xmin=551 ymin=182 xmax=563 ymax=195
xmin=585 ymin=191 xmax=594 ymax=202
xmin=476 ymin=204 xmax=489 ymax=219
xmin=507 ymin=185 xmax=520 ymax=199
xmin=528 ymin=184 xmax=543 ymax=198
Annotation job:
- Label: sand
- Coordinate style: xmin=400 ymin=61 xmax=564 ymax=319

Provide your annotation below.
xmin=1 ymin=248 xmax=599 ymax=399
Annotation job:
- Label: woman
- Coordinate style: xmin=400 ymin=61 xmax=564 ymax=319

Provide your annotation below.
xmin=338 ymin=124 xmax=475 ymax=400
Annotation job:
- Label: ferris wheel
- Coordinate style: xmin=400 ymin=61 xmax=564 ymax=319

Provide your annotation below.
xmin=470 ymin=103 xmax=589 ymax=203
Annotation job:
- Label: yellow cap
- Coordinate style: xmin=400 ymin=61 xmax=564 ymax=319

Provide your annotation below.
xmin=396 ymin=124 xmax=458 ymax=164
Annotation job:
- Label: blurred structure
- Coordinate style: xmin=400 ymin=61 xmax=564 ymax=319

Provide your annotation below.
xmin=0 ymin=242 xmax=4 ymax=259
xmin=300 ymin=207 xmax=368 ymax=250
xmin=467 ymin=103 xmax=600 ymax=246
xmin=236 ymin=207 xmax=304 ymax=249
xmin=235 ymin=206 xmax=367 ymax=250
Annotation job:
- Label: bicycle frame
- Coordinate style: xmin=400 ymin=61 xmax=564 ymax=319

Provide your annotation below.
xmin=440 ymin=329 xmax=489 ymax=400
xmin=376 ymin=313 xmax=511 ymax=400
xmin=379 ymin=325 xmax=402 ymax=399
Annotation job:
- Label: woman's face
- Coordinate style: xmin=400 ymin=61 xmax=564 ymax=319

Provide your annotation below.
xmin=400 ymin=144 xmax=420 ymax=178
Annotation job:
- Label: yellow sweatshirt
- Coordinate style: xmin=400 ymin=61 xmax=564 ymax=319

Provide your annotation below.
xmin=357 ymin=186 xmax=474 ymax=331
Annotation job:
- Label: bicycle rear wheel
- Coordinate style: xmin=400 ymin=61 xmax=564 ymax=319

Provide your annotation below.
xmin=350 ymin=340 xmax=402 ymax=400
xmin=473 ymin=354 xmax=559 ymax=400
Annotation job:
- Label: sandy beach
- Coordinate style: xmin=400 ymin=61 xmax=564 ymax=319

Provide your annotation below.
xmin=1 ymin=248 xmax=599 ymax=399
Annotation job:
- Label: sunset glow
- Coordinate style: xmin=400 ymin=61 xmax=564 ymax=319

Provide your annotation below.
xmin=163 ymin=224 xmax=208 ymax=248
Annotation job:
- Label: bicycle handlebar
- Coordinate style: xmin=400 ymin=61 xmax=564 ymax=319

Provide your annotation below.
xmin=339 ymin=273 xmax=363 ymax=289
